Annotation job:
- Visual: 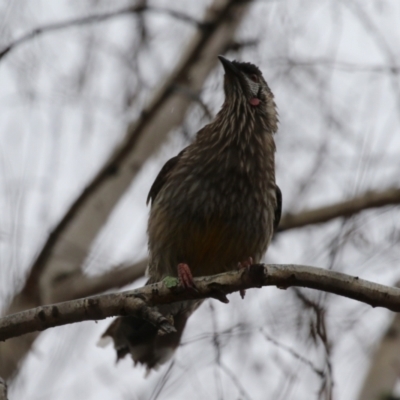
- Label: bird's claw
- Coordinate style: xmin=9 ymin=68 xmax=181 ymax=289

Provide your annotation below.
xmin=237 ymin=256 xmax=254 ymax=270
xmin=237 ymin=257 xmax=254 ymax=299
xmin=177 ymin=263 xmax=197 ymax=290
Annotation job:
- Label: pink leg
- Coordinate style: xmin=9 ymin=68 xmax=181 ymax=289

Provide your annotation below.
xmin=177 ymin=263 xmax=196 ymax=289
xmin=237 ymin=257 xmax=254 ymax=299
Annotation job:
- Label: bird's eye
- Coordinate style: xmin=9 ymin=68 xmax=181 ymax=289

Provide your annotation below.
xmin=250 ymin=74 xmax=259 ymax=83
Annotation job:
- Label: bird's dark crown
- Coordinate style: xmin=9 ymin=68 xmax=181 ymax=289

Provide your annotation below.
xmin=231 ymin=60 xmax=262 ymax=76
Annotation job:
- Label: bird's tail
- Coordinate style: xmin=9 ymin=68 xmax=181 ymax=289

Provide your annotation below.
xmin=99 ymin=282 xmax=202 ymax=372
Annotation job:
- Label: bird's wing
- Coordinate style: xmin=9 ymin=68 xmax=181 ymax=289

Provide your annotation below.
xmin=146 ymin=149 xmax=186 ymax=206
xmin=273 ymin=185 xmax=282 ymax=232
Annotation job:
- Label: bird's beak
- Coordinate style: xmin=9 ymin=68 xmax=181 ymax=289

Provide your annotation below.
xmin=218 ymin=55 xmax=240 ymax=79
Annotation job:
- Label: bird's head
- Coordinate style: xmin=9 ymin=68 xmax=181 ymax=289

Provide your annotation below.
xmin=218 ymin=56 xmax=278 ymax=132
xmin=218 ymin=56 xmax=275 ymax=114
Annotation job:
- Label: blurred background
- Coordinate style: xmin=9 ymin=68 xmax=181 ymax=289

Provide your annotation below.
xmin=1 ymin=0 xmax=400 ymax=399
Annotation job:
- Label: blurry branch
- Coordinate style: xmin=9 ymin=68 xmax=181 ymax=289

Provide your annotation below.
xmin=357 ymin=281 xmax=400 ymax=400
xmin=0 ymin=0 xmax=251 ymax=380
xmin=261 ymin=329 xmax=325 ymax=378
xmin=0 ymin=378 xmax=7 ymax=400
xmin=51 ymin=259 xmax=147 ymax=303
xmin=219 ymin=362 xmax=252 ymax=400
xmin=279 ymin=188 xmax=400 ymax=231
xmin=0 ymin=4 xmax=204 ymax=61
xmin=294 ymin=289 xmax=333 ymax=399
xmin=2 ymin=264 xmax=400 ymax=342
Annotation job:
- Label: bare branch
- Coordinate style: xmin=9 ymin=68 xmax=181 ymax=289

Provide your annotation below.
xmin=279 ymin=188 xmax=400 ymax=231
xmin=0 ymin=4 xmax=204 ymax=61
xmin=1 ymin=264 xmax=400 ymax=342
xmin=1 ymin=295 xmax=177 ymax=344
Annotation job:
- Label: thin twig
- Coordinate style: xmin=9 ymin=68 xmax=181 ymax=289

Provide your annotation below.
xmin=0 ymin=5 xmax=203 ymax=61
xmin=294 ymin=289 xmax=333 ymax=400
xmin=220 ymin=361 xmax=253 ymax=400
xmin=261 ymin=329 xmax=325 ymax=378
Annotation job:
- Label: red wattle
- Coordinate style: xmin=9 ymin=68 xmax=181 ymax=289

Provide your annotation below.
xmin=249 ymin=98 xmax=260 ymax=106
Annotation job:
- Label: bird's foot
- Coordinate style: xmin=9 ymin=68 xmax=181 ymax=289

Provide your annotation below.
xmin=177 ymin=263 xmax=197 ymax=290
xmin=237 ymin=257 xmax=254 ymax=299
xmin=238 ymin=257 xmax=254 ymax=270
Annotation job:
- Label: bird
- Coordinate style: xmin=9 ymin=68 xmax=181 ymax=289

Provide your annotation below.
xmin=99 ymin=56 xmax=282 ymax=371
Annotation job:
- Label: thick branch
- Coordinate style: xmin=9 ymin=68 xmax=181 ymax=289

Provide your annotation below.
xmin=1 ymin=264 xmax=400 ymax=342
xmin=279 ymin=188 xmax=400 ymax=231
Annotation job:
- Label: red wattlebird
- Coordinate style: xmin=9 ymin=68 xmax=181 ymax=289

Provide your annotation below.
xmin=100 ymin=56 xmax=282 ymax=371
